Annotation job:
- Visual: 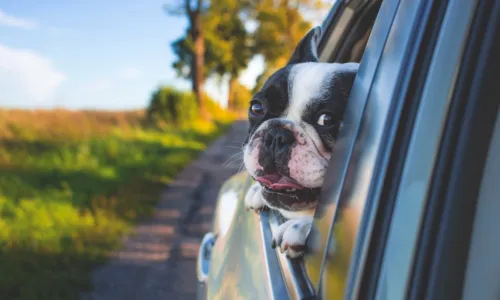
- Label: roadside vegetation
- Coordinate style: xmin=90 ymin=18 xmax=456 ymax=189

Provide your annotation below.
xmin=0 ymin=90 xmax=235 ymax=300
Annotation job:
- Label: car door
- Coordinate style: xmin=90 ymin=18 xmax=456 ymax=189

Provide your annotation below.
xmin=315 ymin=0 xmax=500 ymax=299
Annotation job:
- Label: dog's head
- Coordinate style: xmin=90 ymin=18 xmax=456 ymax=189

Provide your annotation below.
xmin=243 ymin=26 xmax=359 ymax=213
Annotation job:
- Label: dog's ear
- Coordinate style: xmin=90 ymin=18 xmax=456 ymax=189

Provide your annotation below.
xmin=287 ymin=26 xmax=322 ymax=65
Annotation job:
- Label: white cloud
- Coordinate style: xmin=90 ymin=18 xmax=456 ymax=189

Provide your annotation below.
xmin=118 ymin=67 xmax=142 ymax=81
xmin=0 ymin=44 xmax=66 ymax=106
xmin=0 ymin=8 xmax=38 ymax=30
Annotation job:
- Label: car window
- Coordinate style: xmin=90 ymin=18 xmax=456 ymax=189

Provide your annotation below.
xmin=319 ymin=0 xmax=382 ymax=64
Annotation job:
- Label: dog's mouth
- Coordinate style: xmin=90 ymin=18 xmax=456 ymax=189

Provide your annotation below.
xmin=255 ymin=174 xmax=320 ymax=211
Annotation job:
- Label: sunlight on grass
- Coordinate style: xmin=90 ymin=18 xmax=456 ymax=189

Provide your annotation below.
xmin=0 ymin=109 xmax=234 ymax=300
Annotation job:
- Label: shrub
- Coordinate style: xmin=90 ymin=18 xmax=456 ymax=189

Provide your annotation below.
xmin=147 ymin=86 xmax=238 ymax=126
xmin=147 ymin=87 xmax=198 ymax=126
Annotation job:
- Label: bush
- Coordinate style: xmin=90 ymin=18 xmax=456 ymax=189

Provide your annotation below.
xmin=147 ymin=86 xmax=238 ymax=126
xmin=147 ymin=87 xmax=198 ymax=126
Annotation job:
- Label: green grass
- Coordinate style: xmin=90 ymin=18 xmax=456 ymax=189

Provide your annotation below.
xmin=0 ymin=110 xmax=233 ymax=300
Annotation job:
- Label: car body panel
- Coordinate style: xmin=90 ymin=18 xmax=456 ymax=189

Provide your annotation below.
xmin=204 ymin=172 xmax=290 ymax=300
xmin=205 ymin=172 xmax=269 ymax=299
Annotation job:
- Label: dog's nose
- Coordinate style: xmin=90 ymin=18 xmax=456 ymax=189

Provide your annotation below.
xmin=264 ymin=127 xmax=295 ymax=154
xmin=260 ymin=127 xmax=296 ymax=173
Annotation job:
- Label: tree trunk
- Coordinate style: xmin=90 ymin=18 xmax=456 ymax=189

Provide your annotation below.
xmin=190 ymin=14 xmax=207 ymax=119
xmin=227 ymin=75 xmax=238 ymax=111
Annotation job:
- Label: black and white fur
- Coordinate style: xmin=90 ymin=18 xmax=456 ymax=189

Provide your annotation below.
xmin=243 ymin=26 xmax=358 ymax=258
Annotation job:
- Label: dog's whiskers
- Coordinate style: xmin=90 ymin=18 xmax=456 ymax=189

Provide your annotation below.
xmin=221 ymin=151 xmax=243 ymax=168
xmin=237 ymin=161 xmax=245 ymax=174
xmin=222 ymin=158 xmax=242 ymax=169
xmin=224 ymin=145 xmax=243 ymax=150
xmin=223 ymin=156 xmax=243 ymax=167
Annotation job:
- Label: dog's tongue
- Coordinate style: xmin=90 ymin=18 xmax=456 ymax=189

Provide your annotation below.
xmin=255 ymin=174 xmax=303 ymax=190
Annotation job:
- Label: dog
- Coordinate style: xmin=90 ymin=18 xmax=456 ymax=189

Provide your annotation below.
xmin=243 ymin=26 xmax=359 ymax=258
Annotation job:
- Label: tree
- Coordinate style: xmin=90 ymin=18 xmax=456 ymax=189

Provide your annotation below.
xmin=170 ymin=32 xmax=217 ymax=80
xmin=204 ymin=0 xmax=253 ymax=111
xmin=165 ymin=0 xmax=209 ymax=118
xmin=171 ymin=0 xmax=252 ymax=111
xmin=250 ymin=0 xmax=326 ymax=92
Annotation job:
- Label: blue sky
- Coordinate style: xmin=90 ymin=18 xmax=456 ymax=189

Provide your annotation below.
xmin=0 ymin=1 xmax=326 ymax=110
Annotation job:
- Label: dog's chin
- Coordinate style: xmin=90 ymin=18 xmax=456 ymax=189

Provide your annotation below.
xmin=261 ymin=186 xmax=320 ymax=211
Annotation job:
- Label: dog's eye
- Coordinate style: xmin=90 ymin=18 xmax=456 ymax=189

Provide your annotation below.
xmin=317 ymin=113 xmax=333 ymax=126
xmin=250 ymin=102 xmax=265 ymax=117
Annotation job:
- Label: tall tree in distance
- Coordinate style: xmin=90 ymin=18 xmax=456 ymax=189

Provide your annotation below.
xmin=165 ymin=0 xmax=208 ymax=118
xmin=169 ymin=0 xmax=252 ymax=111
xmin=251 ymin=0 xmax=326 ymax=92
xmin=204 ymin=0 xmax=252 ymax=111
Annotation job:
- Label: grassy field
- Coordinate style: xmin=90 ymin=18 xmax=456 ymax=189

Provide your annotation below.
xmin=0 ymin=109 xmax=234 ymax=300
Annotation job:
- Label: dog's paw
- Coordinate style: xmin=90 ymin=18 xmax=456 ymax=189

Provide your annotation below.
xmin=272 ymin=217 xmax=313 ymax=259
xmin=244 ymin=183 xmax=267 ymax=213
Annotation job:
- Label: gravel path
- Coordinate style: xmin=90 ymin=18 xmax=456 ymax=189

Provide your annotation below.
xmin=81 ymin=121 xmax=248 ymax=300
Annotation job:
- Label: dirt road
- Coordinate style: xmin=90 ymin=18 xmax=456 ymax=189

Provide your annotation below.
xmin=82 ymin=121 xmax=248 ymax=300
